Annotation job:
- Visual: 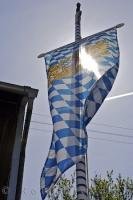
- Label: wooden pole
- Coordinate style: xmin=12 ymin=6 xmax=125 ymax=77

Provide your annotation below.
xmin=75 ymin=3 xmax=88 ymax=200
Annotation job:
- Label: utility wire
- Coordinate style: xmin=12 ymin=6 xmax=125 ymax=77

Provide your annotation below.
xmin=32 ymin=113 xmax=133 ymax=132
xmin=31 ymin=120 xmax=52 ymax=126
xmin=30 ymin=124 xmax=133 ymax=139
xmin=30 ymin=127 xmax=51 ymax=132
xmin=29 ymin=127 xmax=133 ymax=145
xmin=33 ymin=112 xmax=50 ymax=117
xmin=88 ymin=129 xmax=133 ymax=139
xmin=31 ymin=120 xmax=133 ymax=139
xmin=87 ymin=136 xmax=133 ymax=145
xmin=92 ymin=122 xmax=133 ymax=132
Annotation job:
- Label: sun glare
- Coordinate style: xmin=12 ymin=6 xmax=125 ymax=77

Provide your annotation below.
xmin=79 ymin=46 xmax=101 ymax=79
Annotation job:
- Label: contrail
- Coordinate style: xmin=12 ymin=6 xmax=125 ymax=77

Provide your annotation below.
xmin=106 ymin=92 xmax=133 ymax=101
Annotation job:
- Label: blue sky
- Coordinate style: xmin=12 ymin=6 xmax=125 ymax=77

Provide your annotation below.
xmin=1 ymin=0 xmax=133 ymax=199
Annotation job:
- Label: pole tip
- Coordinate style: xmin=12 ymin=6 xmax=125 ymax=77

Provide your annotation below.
xmin=76 ymin=2 xmax=81 ymax=12
xmin=38 ymin=53 xmax=44 ymax=58
xmin=116 ymin=23 xmax=125 ymax=28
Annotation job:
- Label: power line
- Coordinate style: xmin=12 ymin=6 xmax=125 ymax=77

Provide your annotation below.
xmin=92 ymin=122 xmax=133 ymax=132
xmin=29 ymin=127 xmax=133 ymax=145
xmin=32 ymin=113 xmax=133 ymax=131
xmin=87 ymin=136 xmax=133 ymax=145
xmin=30 ymin=125 xmax=133 ymax=139
xmin=33 ymin=112 xmax=51 ymax=117
xmin=30 ymin=121 xmax=133 ymax=139
xmin=30 ymin=127 xmax=52 ymax=132
xmin=88 ymin=129 xmax=133 ymax=139
xmin=31 ymin=120 xmax=52 ymax=126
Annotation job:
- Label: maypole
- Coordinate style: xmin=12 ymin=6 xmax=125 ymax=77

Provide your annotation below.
xmin=75 ymin=3 xmax=89 ymax=200
xmin=38 ymin=1 xmax=124 ymax=198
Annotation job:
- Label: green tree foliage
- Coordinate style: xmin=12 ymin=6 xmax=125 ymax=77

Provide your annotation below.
xmin=48 ymin=174 xmax=76 ymax=200
xmin=48 ymin=171 xmax=133 ymax=200
xmin=89 ymin=171 xmax=133 ymax=200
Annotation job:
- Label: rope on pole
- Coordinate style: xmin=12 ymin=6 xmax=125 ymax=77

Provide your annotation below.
xmin=75 ymin=3 xmax=89 ymax=200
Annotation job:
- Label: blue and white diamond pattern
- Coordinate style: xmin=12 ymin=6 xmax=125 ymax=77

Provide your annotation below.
xmin=40 ymin=28 xmax=119 ymax=199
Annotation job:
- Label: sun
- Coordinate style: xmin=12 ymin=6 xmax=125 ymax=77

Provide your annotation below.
xmin=79 ymin=46 xmax=101 ymax=79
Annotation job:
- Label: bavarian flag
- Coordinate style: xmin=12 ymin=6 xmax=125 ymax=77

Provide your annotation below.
xmin=40 ymin=27 xmax=119 ymax=199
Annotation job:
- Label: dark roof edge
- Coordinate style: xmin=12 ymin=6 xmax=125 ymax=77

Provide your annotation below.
xmin=0 ymin=81 xmax=38 ymax=98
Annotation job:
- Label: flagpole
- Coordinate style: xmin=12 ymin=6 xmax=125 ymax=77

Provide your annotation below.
xmin=75 ymin=3 xmax=89 ymax=200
